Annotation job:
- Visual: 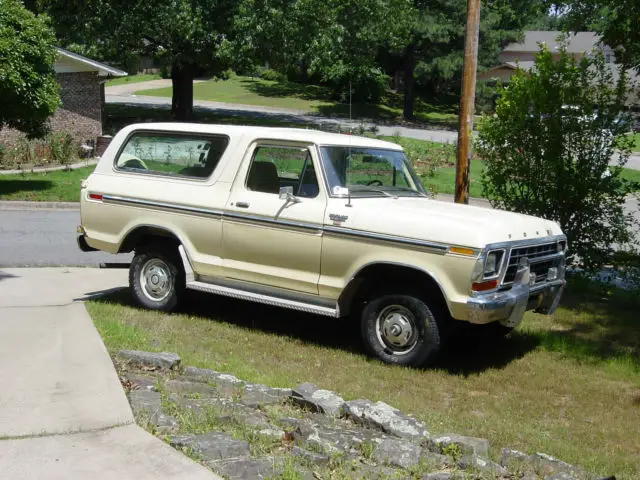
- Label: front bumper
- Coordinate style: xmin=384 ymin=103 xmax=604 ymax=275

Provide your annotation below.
xmin=467 ymin=265 xmax=565 ymax=327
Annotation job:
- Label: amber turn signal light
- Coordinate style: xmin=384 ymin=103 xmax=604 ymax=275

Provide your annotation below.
xmin=472 ymin=279 xmax=498 ymax=292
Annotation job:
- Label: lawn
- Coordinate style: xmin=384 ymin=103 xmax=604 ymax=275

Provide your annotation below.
xmin=0 ymin=166 xmax=94 ymax=202
xmin=135 ymin=75 xmax=460 ymax=128
xmin=106 ymin=73 xmax=162 ymax=87
xmin=631 ymin=132 xmax=640 ymax=152
xmin=87 ymin=276 xmax=640 ymax=479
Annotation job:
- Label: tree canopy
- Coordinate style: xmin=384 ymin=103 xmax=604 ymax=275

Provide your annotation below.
xmin=554 ymin=0 xmax=640 ymax=70
xmin=0 ymin=0 xmax=59 ymax=137
xmin=35 ymin=0 xmax=237 ymax=120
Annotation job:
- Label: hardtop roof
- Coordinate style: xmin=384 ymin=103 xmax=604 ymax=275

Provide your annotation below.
xmin=124 ymin=122 xmax=404 ymax=151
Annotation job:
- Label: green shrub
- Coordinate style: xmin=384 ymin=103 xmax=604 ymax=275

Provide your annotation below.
xmin=260 ymin=68 xmax=285 ymax=82
xmin=218 ymin=68 xmax=236 ymax=80
xmin=49 ymin=132 xmax=76 ymax=164
xmin=476 ymin=44 xmax=636 ymax=269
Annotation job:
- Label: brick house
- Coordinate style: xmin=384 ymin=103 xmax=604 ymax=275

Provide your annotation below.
xmin=0 ymin=48 xmax=126 ymax=146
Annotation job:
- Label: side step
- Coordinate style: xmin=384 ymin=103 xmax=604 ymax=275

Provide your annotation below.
xmin=178 ymin=246 xmax=339 ymax=318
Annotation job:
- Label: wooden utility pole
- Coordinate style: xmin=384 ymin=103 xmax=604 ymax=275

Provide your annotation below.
xmin=455 ymin=0 xmax=481 ymax=204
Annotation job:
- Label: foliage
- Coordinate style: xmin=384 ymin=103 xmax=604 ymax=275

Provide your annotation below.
xmin=0 ymin=0 xmax=59 ymax=137
xmin=259 ymin=69 xmax=285 ymax=83
xmin=0 ymin=132 xmax=77 ymax=169
xmin=35 ymin=0 xmax=238 ymax=119
xmin=476 ymin=45 xmax=636 ymax=269
xmin=554 ymin=0 xmax=640 ymax=70
xmin=49 ymin=131 xmax=76 ymax=164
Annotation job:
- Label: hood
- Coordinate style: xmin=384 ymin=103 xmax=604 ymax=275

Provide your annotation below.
xmin=326 ymin=197 xmax=563 ymax=248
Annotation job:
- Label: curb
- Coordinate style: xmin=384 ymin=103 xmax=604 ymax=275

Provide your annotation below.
xmin=0 ymin=159 xmax=98 ymax=176
xmin=0 ymin=201 xmax=80 ymax=210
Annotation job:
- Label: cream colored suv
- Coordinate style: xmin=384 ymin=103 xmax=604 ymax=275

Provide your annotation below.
xmin=78 ymin=123 xmax=567 ymax=366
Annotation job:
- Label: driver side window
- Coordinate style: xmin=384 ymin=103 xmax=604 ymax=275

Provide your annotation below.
xmin=246 ymin=145 xmax=319 ymax=198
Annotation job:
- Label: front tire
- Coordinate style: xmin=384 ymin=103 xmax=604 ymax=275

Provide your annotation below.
xmin=361 ymin=294 xmax=441 ymax=367
xmin=130 ymin=245 xmax=184 ymax=311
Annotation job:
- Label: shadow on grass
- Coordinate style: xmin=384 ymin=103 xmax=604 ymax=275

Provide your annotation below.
xmin=0 ymin=179 xmax=53 ymax=197
xmin=241 ymin=78 xmax=331 ymax=102
xmin=91 ymin=287 xmax=541 ymax=375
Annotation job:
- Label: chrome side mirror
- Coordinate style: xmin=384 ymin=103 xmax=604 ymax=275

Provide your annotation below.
xmin=279 ymin=186 xmax=300 ymax=203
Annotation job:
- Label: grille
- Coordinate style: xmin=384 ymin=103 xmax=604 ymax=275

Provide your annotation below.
xmin=503 ymin=242 xmax=559 ymax=284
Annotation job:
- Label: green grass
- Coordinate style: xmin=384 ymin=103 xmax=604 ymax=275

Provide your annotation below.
xmin=136 ymin=76 xmax=460 ymax=128
xmin=630 ymin=133 xmax=640 ymax=152
xmin=87 ymin=277 xmax=640 ymax=479
xmin=106 ymin=73 xmax=162 ymax=87
xmin=0 ymin=166 xmax=94 ymax=202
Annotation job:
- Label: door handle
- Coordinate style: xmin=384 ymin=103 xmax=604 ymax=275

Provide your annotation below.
xmin=236 ymin=202 xmax=250 ymax=208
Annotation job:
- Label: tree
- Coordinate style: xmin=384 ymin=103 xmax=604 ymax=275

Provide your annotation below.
xmin=476 ymin=45 xmax=636 ymax=269
xmin=36 ymin=0 xmax=237 ymax=120
xmin=232 ymin=0 xmax=396 ymax=102
xmin=554 ymin=0 xmax=640 ymax=69
xmin=0 ymin=0 xmax=59 ymax=137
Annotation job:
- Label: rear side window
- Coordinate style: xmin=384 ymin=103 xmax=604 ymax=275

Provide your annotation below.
xmin=114 ymin=132 xmax=229 ymax=179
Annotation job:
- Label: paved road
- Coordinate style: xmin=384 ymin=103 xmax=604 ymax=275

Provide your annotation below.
xmin=106 ymin=81 xmax=460 ymax=144
xmin=0 ymin=268 xmax=218 ymax=479
xmin=0 ymin=207 xmax=131 ymax=267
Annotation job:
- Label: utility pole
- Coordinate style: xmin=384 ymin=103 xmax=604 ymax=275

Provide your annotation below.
xmin=455 ymin=0 xmax=481 ymax=204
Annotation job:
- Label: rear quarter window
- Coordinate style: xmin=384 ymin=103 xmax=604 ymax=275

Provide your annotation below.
xmin=114 ymin=132 xmax=229 ymax=179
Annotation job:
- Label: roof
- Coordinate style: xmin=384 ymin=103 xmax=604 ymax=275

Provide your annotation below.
xmin=55 ymin=48 xmax=127 ymax=77
xmin=478 ymin=61 xmax=535 ymax=79
xmin=123 ymin=123 xmax=405 ymax=151
xmin=503 ymin=31 xmax=601 ymax=54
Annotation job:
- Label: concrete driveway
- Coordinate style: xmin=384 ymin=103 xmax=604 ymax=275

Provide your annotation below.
xmin=0 ymin=267 xmax=219 ymax=479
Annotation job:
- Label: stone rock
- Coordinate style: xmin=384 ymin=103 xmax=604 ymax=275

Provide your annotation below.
xmin=240 ymin=383 xmax=291 ymax=408
xmin=520 ymin=474 xmax=541 ymax=480
xmin=126 ymin=374 xmax=157 ymax=391
xmin=458 ymin=454 xmax=508 ymax=475
xmin=128 ymin=390 xmax=178 ymax=433
xmin=422 ymin=473 xmax=453 ymax=480
xmin=420 ymin=450 xmax=450 ymax=469
xmin=181 ymin=366 xmax=244 ymax=397
xmin=499 ymin=447 xmax=529 ymax=467
xmin=210 ymin=457 xmax=276 ymax=480
xmin=118 ymin=350 xmax=180 ymax=370
xmin=257 ymin=427 xmax=286 ymax=441
xmin=169 ymin=433 xmax=250 ymax=461
xmin=291 ymin=446 xmax=330 ymax=466
xmin=372 ymin=438 xmax=422 ymax=469
xmin=129 ymin=389 xmax=161 ymax=415
xmin=291 ymin=383 xmax=345 ymax=416
xmin=164 ymin=379 xmax=219 ymax=398
xmin=428 ymin=434 xmax=490 ymax=458
xmin=279 ymin=416 xmax=302 ymax=431
xmin=181 ymin=366 xmax=218 ymax=383
xmin=531 ymin=453 xmax=589 ymax=479
xmin=342 ymin=399 xmax=430 ymax=441
xmin=292 ymin=418 xmax=388 ymax=455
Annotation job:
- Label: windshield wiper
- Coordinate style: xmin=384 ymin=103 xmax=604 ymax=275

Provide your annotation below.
xmin=348 ymin=185 xmax=395 ymax=197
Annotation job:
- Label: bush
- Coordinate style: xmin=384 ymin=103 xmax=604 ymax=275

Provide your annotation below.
xmin=260 ymin=68 xmax=285 ymax=82
xmin=476 ymin=44 xmax=636 ymax=269
xmin=49 ymin=131 xmax=75 ymax=164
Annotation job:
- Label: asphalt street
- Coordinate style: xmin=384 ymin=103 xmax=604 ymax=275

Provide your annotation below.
xmin=0 ymin=208 xmax=131 ymax=267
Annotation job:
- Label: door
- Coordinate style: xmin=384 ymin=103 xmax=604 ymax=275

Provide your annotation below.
xmin=222 ymin=143 xmax=327 ymax=294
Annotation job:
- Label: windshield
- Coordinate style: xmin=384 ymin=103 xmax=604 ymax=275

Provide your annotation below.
xmin=319 ymin=146 xmax=425 ymax=196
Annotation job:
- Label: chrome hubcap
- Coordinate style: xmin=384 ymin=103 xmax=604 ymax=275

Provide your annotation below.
xmin=140 ymin=258 xmax=173 ymax=302
xmin=376 ymin=305 xmax=418 ymax=355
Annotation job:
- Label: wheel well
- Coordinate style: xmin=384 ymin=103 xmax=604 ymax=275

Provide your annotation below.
xmin=118 ymin=226 xmax=181 ymax=253
xmin=338 ymin=263 xmax=451 ymax=318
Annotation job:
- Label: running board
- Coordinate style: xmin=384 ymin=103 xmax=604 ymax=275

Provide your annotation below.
xmin=178 ymin=246 xmax=339 ymax=318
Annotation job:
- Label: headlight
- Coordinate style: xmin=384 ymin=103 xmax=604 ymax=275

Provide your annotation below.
xmin=483 ymin=250 xmax=504 ymax=278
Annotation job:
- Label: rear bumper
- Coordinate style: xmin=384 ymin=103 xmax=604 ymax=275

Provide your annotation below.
xmin=77 ymin=234 xmax=98 ymax=252
xmin=466 ymin=266 xmax=565 ymax=327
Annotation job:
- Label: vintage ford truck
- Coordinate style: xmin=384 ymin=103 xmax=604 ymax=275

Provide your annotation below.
xmin=78 ymin=123 xmax=567 ymax=366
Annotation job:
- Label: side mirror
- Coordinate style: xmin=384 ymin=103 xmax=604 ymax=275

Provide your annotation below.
xmin=279 ymin=186 xmax=300 ymax=203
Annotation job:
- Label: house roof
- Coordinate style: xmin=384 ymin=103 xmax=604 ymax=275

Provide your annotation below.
xmin=55 ymin=48 xmax=127 ymax=77
xmin=503 ymin=31 xmax=601 ymax=54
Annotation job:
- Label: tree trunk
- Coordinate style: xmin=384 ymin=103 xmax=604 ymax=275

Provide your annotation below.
xmin=171 ymin=64 xmax=194 ymax=121
xmin=403 ymin=44 xmax=416 ymax=121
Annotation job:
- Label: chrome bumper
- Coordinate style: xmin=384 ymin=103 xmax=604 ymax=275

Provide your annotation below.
xmin=467 ymin=265 xmax=565 ymax=327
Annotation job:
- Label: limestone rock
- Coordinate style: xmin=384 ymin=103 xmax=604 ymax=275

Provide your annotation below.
xmin=291 ymin=446 xmax=330 ymax=466
xmin=241 ymin=383 xmax=291 ymax=408
xmin=457 ymin=454 xmax=508 ymax=475
xmin=169 ymin=433 xmax=250 ymax=461
xmin=210 ymin=457 xmax=276 ymax=480
xmin=164 ymin=379 xmax=219 ymax=397
xmin=291 ymin=383 xmax=345 ymax=416
xmin=342 ymin=399 xmax=430 ymax=441
xmin=372 ymin=438 xmax=422 ymax=469
xmin=428 ymin=434 xmax=490 ymax=458
xmin=118 ymin=350 xmax=180 ymax=370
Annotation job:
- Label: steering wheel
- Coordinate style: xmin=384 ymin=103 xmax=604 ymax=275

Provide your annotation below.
xmin=366 ymin=180 xmax=383 ymax=186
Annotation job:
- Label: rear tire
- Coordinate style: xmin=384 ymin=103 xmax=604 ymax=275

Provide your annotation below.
xmin=130 ymin=244 xmax=184 ymax=311
xmin=361 ymin=294 xmax=441 ymax=367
